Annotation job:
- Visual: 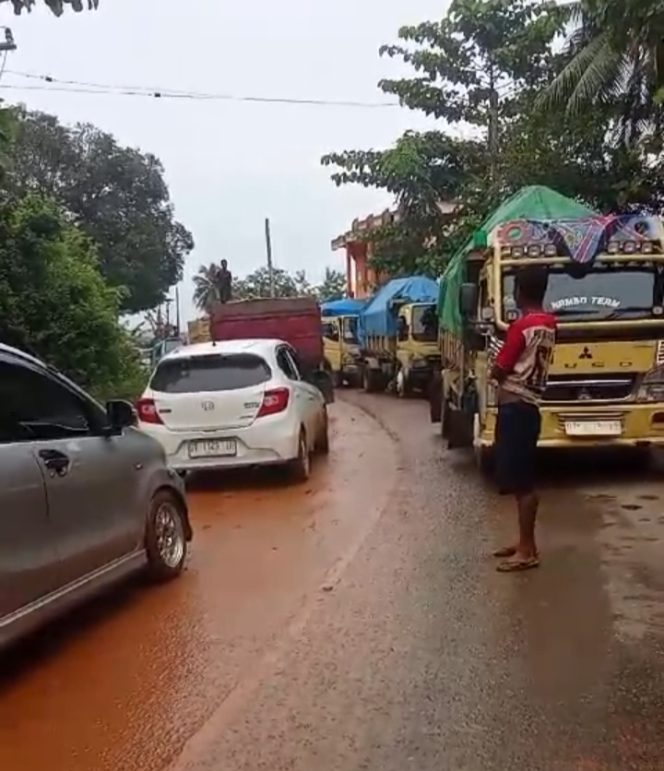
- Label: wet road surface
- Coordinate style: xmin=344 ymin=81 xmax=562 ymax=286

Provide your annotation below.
xmin=0 ymin=399 xmax=396 ymax=771
xmin=3 ymin=393 xmax=664 ymax=770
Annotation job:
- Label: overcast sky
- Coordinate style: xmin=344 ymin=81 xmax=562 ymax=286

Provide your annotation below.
xmin=3 ymin=0 xmax=447 ymax=322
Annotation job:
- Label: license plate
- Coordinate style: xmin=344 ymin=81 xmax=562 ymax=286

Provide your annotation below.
xmin=564 ymin=420 xmax=622 ymax=437
xmin=188 ymin=439 xmax=236 ymax=458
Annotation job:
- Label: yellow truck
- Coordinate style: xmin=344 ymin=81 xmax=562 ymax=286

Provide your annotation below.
xmin=358 ymin=276 xmax=440 ymax=396
xmin=430 ymin=185 xmax=664 ymax=469
xmin=321 ymin=298 xmax=366 ymax=387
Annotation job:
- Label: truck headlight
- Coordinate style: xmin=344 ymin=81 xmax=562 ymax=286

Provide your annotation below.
xmin=637 ymin=366 xmax=664 ymax=402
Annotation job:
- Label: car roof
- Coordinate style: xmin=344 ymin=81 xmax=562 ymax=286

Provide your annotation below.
xmin=161 ymin=339 xmax=287 ymax=362
xmin=0 ymin=342 xmax=47 ymax=369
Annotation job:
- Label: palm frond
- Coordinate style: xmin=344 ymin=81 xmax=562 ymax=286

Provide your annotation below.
xmin=538 ymin=30 xmax=612 ymax=108
xmin=566 ymin=39 xmax=625 ymax=113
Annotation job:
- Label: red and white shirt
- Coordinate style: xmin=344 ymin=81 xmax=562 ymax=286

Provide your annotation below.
xmin=495 ymin=310 xmax=557 ymax=405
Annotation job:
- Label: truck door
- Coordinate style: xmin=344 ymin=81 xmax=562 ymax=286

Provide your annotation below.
xmin=322 ymin=318 xmax=342 ymax=375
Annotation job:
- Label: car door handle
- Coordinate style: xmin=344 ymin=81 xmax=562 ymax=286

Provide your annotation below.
xmin=38 ymin=449 xmax=71 ymax=476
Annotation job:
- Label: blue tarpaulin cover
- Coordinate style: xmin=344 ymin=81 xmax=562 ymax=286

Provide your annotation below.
xmin=358 ymin=276 xmax=439 ymax=339
xmin=320 ymin=298 xmax=366 ymax=316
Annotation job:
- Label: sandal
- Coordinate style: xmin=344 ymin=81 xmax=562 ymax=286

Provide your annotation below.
xmin=496 ymin=557 xmax=540 ymax=572
xmin=493 ymin=546 xmax=539 ymax=559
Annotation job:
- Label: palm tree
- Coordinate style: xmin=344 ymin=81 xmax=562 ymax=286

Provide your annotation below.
xmin=193 ymin=264 xmax=221 ymax=313
xmin=541 ymin=1 xmax=664 ymax=145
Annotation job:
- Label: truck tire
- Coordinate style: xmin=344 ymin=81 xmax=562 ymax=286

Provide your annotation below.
xmin=362 ymin=366 xmax=383 ymax=393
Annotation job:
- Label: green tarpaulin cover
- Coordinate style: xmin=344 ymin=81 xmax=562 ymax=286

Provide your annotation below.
xmin=438 ymin=186 xmax=596 ymax=334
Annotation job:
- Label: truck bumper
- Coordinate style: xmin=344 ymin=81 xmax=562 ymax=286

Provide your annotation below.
xmin=477 ymin=403 xmax=664 ymax=449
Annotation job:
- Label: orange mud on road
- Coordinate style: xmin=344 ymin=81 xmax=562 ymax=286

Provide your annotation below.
xmin=0 ymin=399 xmax=397 ymax=771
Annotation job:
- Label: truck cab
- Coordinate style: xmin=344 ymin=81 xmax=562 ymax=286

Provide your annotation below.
xmin=435 ymin=209 xmax=664 ymax=469
xmin=322 ymin=313 xmax=362 ymax=387
xmin=393 ymin=301 xmax=440 ymax=396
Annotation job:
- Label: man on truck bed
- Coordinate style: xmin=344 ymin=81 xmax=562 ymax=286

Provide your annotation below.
xmin=491 ymin=265 xmax=556 ymax=573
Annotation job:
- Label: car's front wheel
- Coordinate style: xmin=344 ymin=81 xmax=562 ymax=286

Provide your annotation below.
xmin=146 ymin=491 xmax=188 ymax=581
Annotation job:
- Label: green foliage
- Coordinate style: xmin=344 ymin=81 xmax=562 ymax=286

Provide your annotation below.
xmin=322 ymin=0 xmax=664 ymax=280
xmin=193 ymin=263 xmax=223 ymax=313
xmin=542 ymin=0 xmax=664 ymax=145
xmin=234 ymin=267 xmax=299 ymax=300
xmin=317 ymin=268 xmax=346 ymax=301
xmin=0 ymin=196 xmax=146 ymax=399
xmin=7 ymin=109 xmax=194 ymax=313
xmin=2 ymin=0 xmax=98 ymax=14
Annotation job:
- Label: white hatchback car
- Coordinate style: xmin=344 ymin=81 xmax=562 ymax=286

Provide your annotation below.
xmin=137 ymin=339 xmax=329 ymax=480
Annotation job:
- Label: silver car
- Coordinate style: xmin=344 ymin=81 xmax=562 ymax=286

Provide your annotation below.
xmin=0 ymin=344 xmax=192 ymax=648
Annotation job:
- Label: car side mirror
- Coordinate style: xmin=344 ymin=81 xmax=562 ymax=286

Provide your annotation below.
xmin=460 ymin=283 xmax=478 ymax=319
xmin=106 ymin=400 xmax=136 ymax=433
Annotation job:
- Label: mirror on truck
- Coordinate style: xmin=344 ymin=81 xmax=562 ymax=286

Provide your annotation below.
xmin=397 ymin=315 xmax=409 ymax=341
xmin=459 ymin=283 xmax=478 ymax=319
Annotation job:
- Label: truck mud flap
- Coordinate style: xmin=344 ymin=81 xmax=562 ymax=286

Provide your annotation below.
xmin=429 ymin=371 xmax=442 ymax=423
xmin=447 ymin=406 xmax=474 ymax=449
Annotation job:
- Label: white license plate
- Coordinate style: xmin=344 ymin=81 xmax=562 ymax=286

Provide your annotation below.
xmin=564 ymin=420 xmax=622 ymax=437
xmin=188 ymin=439 xmax=236 ymax=458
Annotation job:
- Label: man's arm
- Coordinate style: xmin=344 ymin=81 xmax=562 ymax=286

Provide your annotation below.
xmin=491 ymin=323 xmax=525 ymax=383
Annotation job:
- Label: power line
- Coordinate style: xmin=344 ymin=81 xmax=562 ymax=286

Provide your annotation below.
xmin=1 ymin=69 xmax=400 ymax=109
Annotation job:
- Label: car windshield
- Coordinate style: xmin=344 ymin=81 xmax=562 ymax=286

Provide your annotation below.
xmin=502 ymin=264 xmax=662 ymax=322
xmin=342 ymin=316 xmax=359 ymax=344
xmin=412 ymin=304 xmax=438 ymax=342
xmin=151 ymin=353 xmax=271 ymax=393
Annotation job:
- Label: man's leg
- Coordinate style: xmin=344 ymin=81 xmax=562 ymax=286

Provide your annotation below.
xmin=515 ymin=490 xmax=538 ymax=559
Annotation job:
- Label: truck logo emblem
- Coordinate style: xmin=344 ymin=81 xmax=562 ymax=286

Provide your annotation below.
xmin=202 ymin=401 xmax=215 ymax=411
xmin=579 ymin=347 xmax=593 ymax=359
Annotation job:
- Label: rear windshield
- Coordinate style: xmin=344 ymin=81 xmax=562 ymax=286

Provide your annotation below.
xmin=151 ymin=354 xmax=271 ymax=393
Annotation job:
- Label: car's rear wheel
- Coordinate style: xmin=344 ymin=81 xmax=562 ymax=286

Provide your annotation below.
xmin=290 ymin=430 xmax=311 ymax=482
xmin=317 ymin=409 xmax=330 ymax=455
xmin=146 ymin=491 xmax=187 ymax=581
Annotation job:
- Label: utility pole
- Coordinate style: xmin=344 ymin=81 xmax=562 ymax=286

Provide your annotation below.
xmin=264 ymin=217 xmax=275 ymax=298
xmin=175 ymin=285 xmax=181 ymax=335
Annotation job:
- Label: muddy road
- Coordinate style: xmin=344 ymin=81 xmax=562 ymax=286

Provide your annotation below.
xmin=2 ymin=393 xmax=664 ymax=770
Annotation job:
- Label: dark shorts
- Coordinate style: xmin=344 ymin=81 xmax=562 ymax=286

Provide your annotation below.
xmin=495 ymin=401 xmax=541 ymax=495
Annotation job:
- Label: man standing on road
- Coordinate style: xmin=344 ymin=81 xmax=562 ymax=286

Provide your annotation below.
xmin=490 ymin=265 xmax=556 ymax=572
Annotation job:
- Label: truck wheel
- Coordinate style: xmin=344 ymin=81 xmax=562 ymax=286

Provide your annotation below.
xmin=440 ymin=392 xmax=450 ymax=439
xmin=447 ymin=406 xmax=474 ymax=449
xmin=362 ymin=367 xmax=382 ymax=393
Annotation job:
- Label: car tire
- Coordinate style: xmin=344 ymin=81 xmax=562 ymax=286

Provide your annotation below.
xmin=290 ymin=430 xmax=311 ymax=482
xmin=145 ymin=490 xmax=188 ymax=581
xmin=317 ymin=409 xmax=330 ymax=455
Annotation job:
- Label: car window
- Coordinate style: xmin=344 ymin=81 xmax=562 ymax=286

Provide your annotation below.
xmin=0 ymin=361 xmax=93 ymax=442
xmin=285 ymin=350 xmax=302 ymax=380
xmin=276 ymin=348 xmax=300 ymax=380
xmin=151 ymin=353 xmax=271 ymax=393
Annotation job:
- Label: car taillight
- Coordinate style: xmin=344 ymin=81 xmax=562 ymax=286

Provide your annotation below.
xmin=257 ymin=387 xmax=290 ymax=417
xmin=136 ymin=398 xmax=163 ymax=424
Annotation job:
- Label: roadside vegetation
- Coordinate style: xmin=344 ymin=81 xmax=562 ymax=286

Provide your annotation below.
xmin=322 ymin=0 xmax=664 ymax=278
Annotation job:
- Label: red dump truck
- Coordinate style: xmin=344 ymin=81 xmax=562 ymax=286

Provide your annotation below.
xmin=210 ymin=297 xmax=334 ymax=403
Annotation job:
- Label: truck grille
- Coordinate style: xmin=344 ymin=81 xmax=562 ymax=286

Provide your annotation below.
xmin=543 ymin=375 xmax=636 ymax=403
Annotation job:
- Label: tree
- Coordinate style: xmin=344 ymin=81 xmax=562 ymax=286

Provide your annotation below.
xmin=233 ymin=267 xmax=299 ymax=300
xmin=7 ymin=109 xmax=194 ymax=313
xmin=322 ymin=0 xmax=664 ymax=279
xmin=541 ymin=1 xmax=664 ymax=145
xmin=317 ymin=268 xmax=346 ymax=301
xmin=193 ymin=263 xmax=222 ymax=313
xmin=0 ymin=196 xmax=145 ymax=399
xmin=2 ymin=0 xmax=99 ymax=14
